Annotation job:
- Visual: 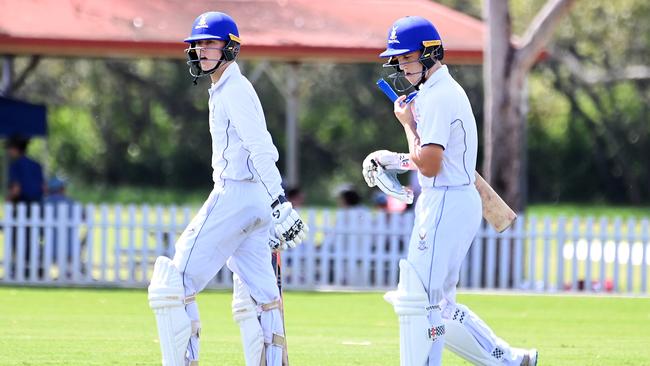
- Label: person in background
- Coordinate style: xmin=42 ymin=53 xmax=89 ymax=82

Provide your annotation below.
xmin=286 ymin=186 xmax=305 ymax=208
xmin=5 ymin=135 xmax=44 ymax=279
xmin=6 ymin=135 xmax=44 ymax=205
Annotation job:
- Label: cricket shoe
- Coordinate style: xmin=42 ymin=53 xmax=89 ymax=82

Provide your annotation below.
xmin=519 ymin=348 xmax=538 ymax=366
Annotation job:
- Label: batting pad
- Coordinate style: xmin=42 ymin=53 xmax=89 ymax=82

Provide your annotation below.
xmin=384 ymin=259 xmax=432 ymax=366
xmin=148 ymin=256 xmax=192 ymax=366
xmin=443 ymin=303 xmax=517 ymax=365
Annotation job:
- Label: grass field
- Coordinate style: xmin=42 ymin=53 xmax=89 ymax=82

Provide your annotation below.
xmin=1 ymin=288 xmax=648 ymax=365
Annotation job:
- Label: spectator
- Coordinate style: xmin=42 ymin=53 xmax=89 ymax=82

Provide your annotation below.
xmin=5 ymin=135 xmax=44 ymax=279
xmin=6 ymin=135 xmax=44 ymax=204
xmin=44 ymin=176 xmax=83 ymax=279
xmin=286 ymin=186 xmax=305 ymax=208
xmin=337 ymin=185 xmax=362 ymax=208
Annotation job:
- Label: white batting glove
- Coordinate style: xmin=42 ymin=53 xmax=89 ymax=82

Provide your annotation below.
xmin=362 ymin=150 xmax=411 ymax=187
xmin=271 ymin=197 xmax=308 ymax=249
xmin=268 ymin=228 xmax=286 ymax=252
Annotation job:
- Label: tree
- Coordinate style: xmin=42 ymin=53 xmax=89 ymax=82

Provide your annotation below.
xmin=482 ymin=0 xmax=576 ymax=210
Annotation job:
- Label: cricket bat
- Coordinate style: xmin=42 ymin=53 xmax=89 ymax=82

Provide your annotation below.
xmin=376 ymin=78 xmax=517 ymax=232
xmin=474 ymin=172 xmax=517 ymax=232
xmin=271 ymin=251 xmax=290 ymax=365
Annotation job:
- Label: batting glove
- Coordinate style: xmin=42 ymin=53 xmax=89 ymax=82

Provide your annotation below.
xmin=271 ymin=196 xmax=308 ymax=249
xmin=362 ymin=150 xmax=411 ymax=187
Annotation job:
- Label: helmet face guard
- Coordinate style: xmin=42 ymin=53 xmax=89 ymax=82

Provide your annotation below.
xmin=381 ymin=40 xmax=444 ymax=92
xmin=184 ymin=34 xmax=241 ymax=80
xmin=183 ymin=12 xmax=241 ymax=83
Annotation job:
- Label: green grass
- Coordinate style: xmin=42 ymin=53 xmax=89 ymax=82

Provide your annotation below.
xmin=526 ymin=204 xmax=650 ymax=219
xmin=0 ymin=288 xmax=648 ymax=365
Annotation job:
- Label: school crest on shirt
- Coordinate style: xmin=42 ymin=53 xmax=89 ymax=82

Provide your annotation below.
xmin=418 ymin=228 xmax=428 ymax=250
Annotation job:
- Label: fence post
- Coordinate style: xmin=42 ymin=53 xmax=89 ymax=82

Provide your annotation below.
xmin=542 ymin=217 xmax=552 ymax=291
xmin=626 ymin=218 xmax=635 ymax=293
xmin=555 ymin=217 xmax=566 ymax=291
xmin=570 ymin=217 xmax=580 ymax=291
xmin=641 ymin=219 xmax=648 ymax=295
xmin=70 ymin=203 xmax=82 ymax=283
xmin=85 ymin=204 xmax=95 ymax=283
xmin=513 ymin=214 xmax=525 ymax=290
xmin=597 ymin=217 xmax=607 ymax=292
xmin=141 ymin=205 xmax=150 ymax=284
xmin=584 ymin=217 xmax=594 ymax=291
xmin=15 ymin=203 xmax=27 ymax=283
xmin=28 ymin=203 xmax=41 ymax=283
xmin=114 ymin=205 xmax=123 ymax=282
xmin=613 ymin=217 xmax=622 ymax=292
xmin=42 ymin=204 xmax=54 ymax=282
xmin=528 ymin=215 xmax=537 ymax=290
xmin=99 ymin=204 xmax=109 ymax=282
xmin=2 ymin=204 xmax=14 ymax=282
xmin=498 ymin=223 xmax=510 ymax=289
xmin=485 ymin=224 xmax=497 ymax=289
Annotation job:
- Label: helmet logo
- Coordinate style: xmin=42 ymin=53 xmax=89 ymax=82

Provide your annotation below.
xmin=195 ymin=14 xmax=209 ymax=29
xmin=388 ymin=25 xmax=400 ymax=44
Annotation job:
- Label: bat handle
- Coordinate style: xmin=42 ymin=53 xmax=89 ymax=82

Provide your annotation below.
xmin=376 ymin=79 xmax=399 ymax=102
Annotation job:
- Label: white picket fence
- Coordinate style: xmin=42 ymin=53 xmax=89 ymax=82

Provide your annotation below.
xmin=1 ymin=203 xmax=648 ymax=294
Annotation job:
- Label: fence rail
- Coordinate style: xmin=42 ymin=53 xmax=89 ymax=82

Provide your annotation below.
xmin=1 ymin=203 xmax=648 ymax=294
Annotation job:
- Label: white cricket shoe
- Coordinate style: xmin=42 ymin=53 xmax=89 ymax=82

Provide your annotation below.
xmin=520 ymin=349 xmax=538 ymax=366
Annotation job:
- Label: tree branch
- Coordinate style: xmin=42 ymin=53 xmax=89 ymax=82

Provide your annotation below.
xmin=549 ymin=47 xmax=650 ymax=84
xmin=514 ymin=0 xmax=577 ymax=72
xmin=8 ymin=56 xmax=41 ymax=95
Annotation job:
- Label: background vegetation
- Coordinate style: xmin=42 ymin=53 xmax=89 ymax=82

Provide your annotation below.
xmin=2 ymin=0 xmax=648 ymax=207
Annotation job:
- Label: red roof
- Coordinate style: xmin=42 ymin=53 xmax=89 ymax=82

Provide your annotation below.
xmin=0 ymin=0 xmax=485 ymax=64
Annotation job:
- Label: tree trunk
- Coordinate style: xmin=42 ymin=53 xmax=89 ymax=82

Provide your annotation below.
xmin=482 ymin=0 xmax=576 ymax=211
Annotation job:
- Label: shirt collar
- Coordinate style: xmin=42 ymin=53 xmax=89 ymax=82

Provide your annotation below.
xmin=209 ymin=62 xmax=240 ymax=93
xmin=419 ymin=64 xmax=449 ymax=91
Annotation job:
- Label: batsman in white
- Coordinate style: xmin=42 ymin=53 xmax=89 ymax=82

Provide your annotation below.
xmin=147 ymin=11 xmax=308 ymax=366
xmin=363 ymin=16 xmax=538 ymax=366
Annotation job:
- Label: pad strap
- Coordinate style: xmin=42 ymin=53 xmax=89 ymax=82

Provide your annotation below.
xmin=259 ymin=299 xmax=281 ymax=312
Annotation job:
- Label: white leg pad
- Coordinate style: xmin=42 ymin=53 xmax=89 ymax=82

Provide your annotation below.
xmin=148 ymin=256 xmax=192 ymax=366
xmin=384 ymin=259 xmax=434 ymax=366
xmin=443 ymin=303 xmax=516 ymax=365
xmin=232 ymin=275 xmax=265 ymax=366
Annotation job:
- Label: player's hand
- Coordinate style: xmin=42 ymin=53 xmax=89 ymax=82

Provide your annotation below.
xmin=268 ymin=228 xmax=286 ymax=252
xmin=362 ymin=150 xmax=410 ymax=187
xmin=394 ymin=95 xmax=415 ymax=126
xmin=271 ymin=198 xmax=308 ymax=249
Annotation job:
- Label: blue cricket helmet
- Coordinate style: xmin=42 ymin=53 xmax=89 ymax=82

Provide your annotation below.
xmin=379 ymin=16 xmax=443 ymax=59
xmin=184 ymin=11 xmax=242 ymax=83
xmin=184 ymin=11 xmax=240 ymax=44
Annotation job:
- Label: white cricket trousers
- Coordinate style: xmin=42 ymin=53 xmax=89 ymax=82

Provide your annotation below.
xmin=172 ymin=180 xmax=280 ymax=362
xmin=408 ymin=185 xmax=525 ymax=366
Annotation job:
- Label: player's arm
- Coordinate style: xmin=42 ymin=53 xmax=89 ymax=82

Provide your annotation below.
xmin=224 ymin=86 xmax=284 ymax=199
xmin=393 ymin=95 xmax=444 ymax=178
xmin=225 ymin=86 xmax=308 ymax=248
xmin=400 ymin=123 xmax=443 ymax=178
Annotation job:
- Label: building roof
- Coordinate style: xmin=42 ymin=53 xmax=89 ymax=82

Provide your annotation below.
xmin=0 ymin=0 xmax=484 ymax=63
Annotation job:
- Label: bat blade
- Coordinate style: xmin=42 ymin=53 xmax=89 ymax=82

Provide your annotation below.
xmin=474 ymin=172 xmax=517 ymax=232
xmin=271 ymin=251 xmax=290 ymax=365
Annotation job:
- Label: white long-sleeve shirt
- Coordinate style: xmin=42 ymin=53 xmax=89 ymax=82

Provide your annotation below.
xmin=207 ymin=62 xmax=284 ymax=200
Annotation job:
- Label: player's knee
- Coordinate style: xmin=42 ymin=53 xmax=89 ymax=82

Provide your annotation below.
xmin=259 ymin=302 xmax=285 ymax=348
xmin=232 ymin=294 xmax=257 ymax=323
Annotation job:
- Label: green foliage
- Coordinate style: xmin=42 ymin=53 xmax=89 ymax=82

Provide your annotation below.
xmin=5 ymin=0 xmax=649 ymax=205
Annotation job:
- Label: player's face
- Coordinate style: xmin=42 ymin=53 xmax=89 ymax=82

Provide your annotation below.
xmin=395 ymin=51 xmax=424 ymax=85
xmin=196 ymin=39 xmax=226 ymax=71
